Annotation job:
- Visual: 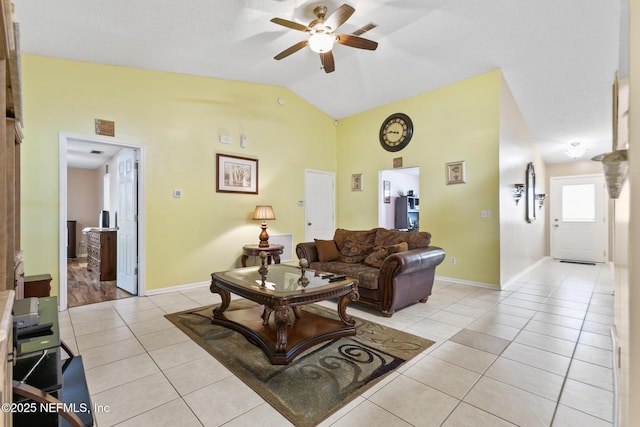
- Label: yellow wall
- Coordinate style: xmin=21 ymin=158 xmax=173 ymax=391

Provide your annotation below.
xmin=335 ymin=71 xmax=502 ymax=285
xmin=21 ymin=55 xmax=337 ymax=295
xmin=22 ymin=58 xmax=539 ymax=293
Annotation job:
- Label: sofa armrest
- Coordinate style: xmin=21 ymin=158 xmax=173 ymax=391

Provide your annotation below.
xmin=380 ymin=246 xmax=446 ymax=277
xmin=295 ymin=242 xmax=319 ymax=263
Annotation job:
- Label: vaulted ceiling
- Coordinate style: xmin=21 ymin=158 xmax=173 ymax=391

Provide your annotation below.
xmin=13 ymin=0 xmax=625 ymax=164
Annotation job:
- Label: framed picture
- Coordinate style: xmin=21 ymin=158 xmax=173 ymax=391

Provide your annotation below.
xmin=351 ymin=173 xmax=363 ymax=191
xmin=216 ymin=153 xmax=258 ymax=194
xmin=383 ymin=180 xmax=391 ymax=203
xmin=446 ymin=161 xmax=466 ymax=185
xmin=393 ymin=157 xmax=403 ymax=168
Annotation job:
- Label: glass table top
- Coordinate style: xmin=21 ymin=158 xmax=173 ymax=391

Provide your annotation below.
xmin=214 ymin=264 xmax=352 ymax=295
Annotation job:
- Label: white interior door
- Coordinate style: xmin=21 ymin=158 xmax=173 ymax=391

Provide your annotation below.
xmin=550 ymin=174 xmax=607 ymax=263
xmin=117 ymin=149 xmax=138 ymax=294
xmin=305 ymin=170 xmax=335 ymax=241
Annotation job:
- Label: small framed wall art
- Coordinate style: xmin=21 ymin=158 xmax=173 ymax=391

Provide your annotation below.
xmin=446 ymin=160 xmax=466 ymax=185
xmin=351 ymin=173 xmax=363 ymax=191
xmin=216 ymin=153 xmax=258 ymax=194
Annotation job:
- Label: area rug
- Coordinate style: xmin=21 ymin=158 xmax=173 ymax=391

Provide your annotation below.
xmin=165 ymin=301 xmax=434 ymax=427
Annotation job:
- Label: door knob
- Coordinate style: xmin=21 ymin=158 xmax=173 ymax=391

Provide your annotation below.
xmin=554 ymin=224 xmax=559 ymax=228
xmin=307 ymin=223 xmax=312 ymax=226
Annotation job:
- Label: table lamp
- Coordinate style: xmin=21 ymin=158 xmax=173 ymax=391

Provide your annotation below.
xmin=252 ymin=205 xmax=276 ymax=248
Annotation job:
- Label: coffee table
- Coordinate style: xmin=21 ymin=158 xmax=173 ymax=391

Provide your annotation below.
xmin=209 ymin=264 xmax=359 ymax=365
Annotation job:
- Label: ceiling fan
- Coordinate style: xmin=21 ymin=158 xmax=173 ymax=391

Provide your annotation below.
xmin=271 ymin=4 xmax=378 ymax=73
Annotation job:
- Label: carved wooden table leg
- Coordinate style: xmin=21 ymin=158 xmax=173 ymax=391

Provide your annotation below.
xmin=210 ymin=279 xmax=231 ymax=320
xmin=336 ymin=283 xmax=359 ymax=326
xmin=274 ymin=306 xmax=289 ymax=352
xmin=261 ymin=306 xmax=274 ymax=325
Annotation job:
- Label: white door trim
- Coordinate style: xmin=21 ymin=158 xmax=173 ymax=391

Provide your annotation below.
xmin=59 ymin=132 xmax=146 ymax=311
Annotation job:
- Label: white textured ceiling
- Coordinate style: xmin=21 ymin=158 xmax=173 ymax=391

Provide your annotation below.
xmin=13 ymin=0 xmax=623 ymax=164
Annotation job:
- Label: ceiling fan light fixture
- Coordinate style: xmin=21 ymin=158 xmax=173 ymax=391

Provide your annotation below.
xmin=308 ymin=32 xmax=335 ymax=53
xmin=565 ymin=141 xmax=586 ymax=159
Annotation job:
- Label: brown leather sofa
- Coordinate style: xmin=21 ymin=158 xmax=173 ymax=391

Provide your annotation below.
xmin=296 ymin=228 xmax=446 ymax=317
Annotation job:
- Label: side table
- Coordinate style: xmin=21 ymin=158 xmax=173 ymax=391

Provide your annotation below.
xmin=24 ymin=274 xmax=52 ymax=298
xmin=241 ymin=244 xmax=284 ymax=267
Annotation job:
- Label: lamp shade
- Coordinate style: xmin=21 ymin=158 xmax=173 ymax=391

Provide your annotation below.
xmin=252 ymin=205 xmax=276 ymax=221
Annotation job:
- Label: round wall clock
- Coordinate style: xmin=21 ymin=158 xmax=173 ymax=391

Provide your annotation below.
xmin=379 ymin=113 xmax=414 ymax=152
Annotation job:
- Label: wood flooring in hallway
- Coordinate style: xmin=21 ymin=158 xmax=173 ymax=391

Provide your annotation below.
xmin=67 ymin=258 xmax=133 ymax=308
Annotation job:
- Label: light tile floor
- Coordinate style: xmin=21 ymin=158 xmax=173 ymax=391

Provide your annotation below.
xmin=59 ymin=259 xmax=615 ymax=426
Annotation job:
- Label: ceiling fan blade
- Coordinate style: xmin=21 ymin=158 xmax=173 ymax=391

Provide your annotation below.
xmin=336 ymin=34 xmax=378 ymax=50
xmin=320 ymin=51 xmax=335 ymax=73
xmin=270 ymin=17 xmax=311 ymax=32
xmin=324 ymin=4 xmax=355 ymax=31
xmin=274 ymin=40 xmax=309 ymax=60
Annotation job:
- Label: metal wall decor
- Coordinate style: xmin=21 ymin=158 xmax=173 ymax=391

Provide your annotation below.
xmin=526 ymin=162 xmax=536 ymax=223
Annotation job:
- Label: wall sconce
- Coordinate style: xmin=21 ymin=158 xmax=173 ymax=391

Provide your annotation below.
xmin=536 ymin=194 xmax=547 ymax=210
xmin=512 ymin=184 xmax=525 ymax=205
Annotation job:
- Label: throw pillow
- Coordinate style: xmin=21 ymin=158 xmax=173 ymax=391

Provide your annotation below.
xmin=374 ymin=228 xmax=431 ymax=249
xmin=333 ymin=228 xmax=378 ymax=250
xmin=339 ymin=240 xmax=373 ymax=264
xmin=314 ymin=239 xmax=340 ymax=262
xmin=364 ymin=242 xmax=409 ymax=268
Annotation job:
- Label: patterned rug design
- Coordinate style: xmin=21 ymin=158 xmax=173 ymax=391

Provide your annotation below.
xmin=166 ymin=301 xmax=434 ymax=427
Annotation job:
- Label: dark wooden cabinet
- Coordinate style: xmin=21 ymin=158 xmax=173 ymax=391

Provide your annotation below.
xmin=24 ymin=274 xmax=52 ymax=298
xmin=67 ymin=220 xmax=77 ymax=258
xmin=395 ymin=196 xmax=420 ymax=230
xmin=86 ymin=230 xmax=117 ymax=281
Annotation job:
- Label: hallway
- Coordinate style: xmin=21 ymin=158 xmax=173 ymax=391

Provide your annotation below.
xmin=67 ymin=258 xmax=133 ymax=308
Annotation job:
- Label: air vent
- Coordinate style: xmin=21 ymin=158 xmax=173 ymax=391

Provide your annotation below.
xmin=90 ymin=150 xmax=104 ymax=155
xmin=352 ymin=22 xmax=377 ymax=36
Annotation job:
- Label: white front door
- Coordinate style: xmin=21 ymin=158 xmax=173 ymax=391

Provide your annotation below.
xmin=117 ymin=149 xmax=138 ymax=294
xmin=304 ymin=170 xmax=335 ymax=241
xmin=550 ymin=174 xmax=607 ymax=263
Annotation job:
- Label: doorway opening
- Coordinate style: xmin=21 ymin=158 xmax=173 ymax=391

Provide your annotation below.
xmin=59 ymin=133 xmax=146 ymax=311
xmin=550 ymin=174 xmax=607 ymax=263
xmin=378 ymin=167 xmax=420 ymax=230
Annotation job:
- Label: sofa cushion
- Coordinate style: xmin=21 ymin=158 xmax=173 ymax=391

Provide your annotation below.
xmin=310 ymin=261 xmax=379 ymax=290
xmin=374 ymin=228 xmax=431 ymax=249
xmin=339 ymin=239 xmax=373 ymax=264
xmin=333 ymin=228 xmax=378 ymax=251
xmin=364 ymin=242 xmax=409 ymax=268
xmin=314 ymin=239 xmax=340 ymax=262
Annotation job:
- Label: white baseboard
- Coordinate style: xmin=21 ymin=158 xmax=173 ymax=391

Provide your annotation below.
xmin=500 ymin=256 xmax=549 ymax=290
xmin=144 ymin=280 xmax=209 ymax=296
xmin=435 ymin=256 xmax=549 ymax=290
xmin=435 ymin=275 xmax=499 ymax=289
